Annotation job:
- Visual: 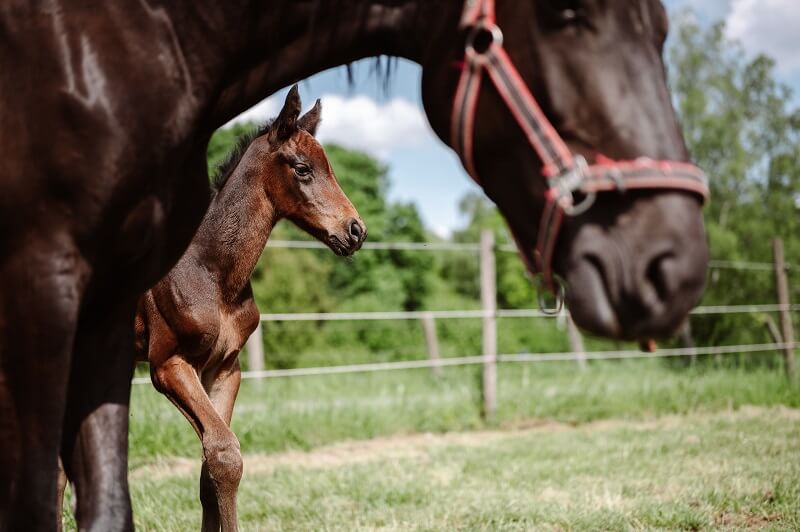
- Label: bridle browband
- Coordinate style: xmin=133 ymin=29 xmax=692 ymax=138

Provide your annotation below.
xmin=451 ymin=0 xmax=709 ymax=313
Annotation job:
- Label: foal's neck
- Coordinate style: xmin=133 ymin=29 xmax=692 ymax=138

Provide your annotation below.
xmin=201 ymin=154 xmax=279 ymax=301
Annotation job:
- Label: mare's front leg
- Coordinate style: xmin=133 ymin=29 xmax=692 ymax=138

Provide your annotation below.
xmin=199 ymin=357 xmax=242 ymax=532
xmin=56 ymin=457 xmax=69 ymax=532
xmin=0 ymin=232 xmax=88 ymax=530
xmin=152 ymin=355 xmax=243 ymax=532
xmin=61 ymin=298 xmax=137 ymax=531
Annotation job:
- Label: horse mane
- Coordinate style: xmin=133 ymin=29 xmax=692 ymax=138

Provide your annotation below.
xmin=211 ymin=120 xmax=274 ymax=193
xmin=303 ymin=0 xmax=438 ymax=91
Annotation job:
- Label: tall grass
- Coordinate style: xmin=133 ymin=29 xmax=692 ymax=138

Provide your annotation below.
xmin=129 ymin=359 xmax=799 ymax=465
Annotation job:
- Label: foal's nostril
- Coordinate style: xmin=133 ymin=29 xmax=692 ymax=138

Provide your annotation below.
xmin=348 ymin=219 xmax=363 ymax=241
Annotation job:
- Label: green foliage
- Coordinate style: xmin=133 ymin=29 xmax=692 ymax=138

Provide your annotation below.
xmin=442 ymin=192 xmax=537 ymax=310
xmin=668 ymin=13 xmax=800 ymax=355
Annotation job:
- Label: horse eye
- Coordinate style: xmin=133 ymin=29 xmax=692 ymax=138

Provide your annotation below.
xmin=557 ymin=7 xmax=587 ymax=25
xmin=540 ymin=1 xmax=589 ymax=28
xmin=561 ymin=9 xmax=578 ymax=21
xmin=294 ymin=164 xmax=312 ymax=178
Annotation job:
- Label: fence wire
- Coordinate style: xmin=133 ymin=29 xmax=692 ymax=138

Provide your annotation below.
xmin=128 ymin=239 xmax=797 ymax=386
xmin=131 ymin=342 xmax=793 ymax=384
xmin=266 ymin=239 xmax=796 ymax=270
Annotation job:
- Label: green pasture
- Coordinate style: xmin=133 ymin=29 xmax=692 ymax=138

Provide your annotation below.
xmin=64 ymin=361 xmax=792 ymax=530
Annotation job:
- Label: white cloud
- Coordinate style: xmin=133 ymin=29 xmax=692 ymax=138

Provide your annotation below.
xmin=226 ymin=93 xmax=431 ymax=159
xmin=315 ymin=94 xmax=430 ymax=158
xmin=430 ymin=224 xmax=452 ymax=239
xmin=726 ymin=0 xmax=800 ymax=74
xmin=225 ymin=97 xmax=279 ymax=128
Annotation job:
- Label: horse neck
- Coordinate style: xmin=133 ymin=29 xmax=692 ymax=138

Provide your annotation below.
xmin=203 ymin=0 xmax=462 ymax=127
xmin=200 ymin=156 xmax=279 ymax=301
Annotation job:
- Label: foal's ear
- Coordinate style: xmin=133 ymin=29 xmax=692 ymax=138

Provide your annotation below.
xmin=273 ymin=85 xmax=302 ymax=141
xmin=298 ymin=99 xmax=322 ymax=136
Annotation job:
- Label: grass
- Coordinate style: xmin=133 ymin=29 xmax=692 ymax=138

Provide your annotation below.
xmin=117 ymin=406 xmax=800 ymax=530
xmin=129 ymin=359 xmax=799 ymax=463
xmin=60 ymin=360 xmax=800 ymax=530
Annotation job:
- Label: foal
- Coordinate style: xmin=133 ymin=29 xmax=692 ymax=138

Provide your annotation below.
xmin=137 ymin=87 xmax=365 ymax=531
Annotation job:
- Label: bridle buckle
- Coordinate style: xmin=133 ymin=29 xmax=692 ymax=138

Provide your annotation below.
xmin=551 ymin=156 xmax=597 ymax=216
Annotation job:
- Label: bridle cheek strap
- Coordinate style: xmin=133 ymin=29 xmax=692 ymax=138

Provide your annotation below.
xmin=451 ymin=0 xmax=709 ymax=296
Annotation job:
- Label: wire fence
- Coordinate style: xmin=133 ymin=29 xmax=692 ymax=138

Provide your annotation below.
xmin=130 ymin=342 xmax=793 ymax=384
xmin=132 ymin=235 xmax=799 ymax=397
xmin=267 ymin=239 xmax=798 ymax=271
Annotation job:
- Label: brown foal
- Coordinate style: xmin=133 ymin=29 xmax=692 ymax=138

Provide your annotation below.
xmin=58 ymin=87 xmax=365 ymax=531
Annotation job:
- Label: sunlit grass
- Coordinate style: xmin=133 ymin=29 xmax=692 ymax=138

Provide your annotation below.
xmin=128 ymin=360 xmax=799 ymax=463
xmin=121 ymin=406 xmax=800 ymax=530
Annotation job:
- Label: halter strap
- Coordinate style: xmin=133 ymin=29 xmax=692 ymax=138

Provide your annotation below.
xmin=451 ymin=0 xmax=708 ymax=307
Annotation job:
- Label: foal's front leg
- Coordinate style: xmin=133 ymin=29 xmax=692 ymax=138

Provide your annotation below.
xmin=151 ymin=356 xmax=243 ymax=532
xmin=200 ymin=357 xmax=242 ymax=532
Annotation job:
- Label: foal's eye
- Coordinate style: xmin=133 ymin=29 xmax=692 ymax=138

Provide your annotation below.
xmin=294 ymin=164 xmax=312 ymax=178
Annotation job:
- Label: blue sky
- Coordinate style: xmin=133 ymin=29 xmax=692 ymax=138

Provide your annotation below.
xmin=230 ymin=0 xmax=800 ymax=237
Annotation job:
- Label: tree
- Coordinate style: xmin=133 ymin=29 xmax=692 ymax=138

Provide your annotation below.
xmin=668 ymin=13 xmax=800 ymax=358
xmin=442 ymin=192 xmax=536 ymax=310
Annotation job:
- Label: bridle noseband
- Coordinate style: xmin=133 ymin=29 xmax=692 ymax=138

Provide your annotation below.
xmin=451 ymin=0 xmax=709 ymax=313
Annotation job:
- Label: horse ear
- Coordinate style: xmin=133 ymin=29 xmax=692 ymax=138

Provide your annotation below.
xmin=298 ymin=99 xmax=322 ymax=136
xmin=273 ymin=84 xmax=302 ymax=141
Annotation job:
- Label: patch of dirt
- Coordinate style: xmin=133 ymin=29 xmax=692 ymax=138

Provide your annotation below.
xmin=715 ymin=511 xmax=782 ymax=530
xmin=132 ymin=429 xmax=516 ymax=480
xmin=130 ymin=405 xmax=799 ymax=480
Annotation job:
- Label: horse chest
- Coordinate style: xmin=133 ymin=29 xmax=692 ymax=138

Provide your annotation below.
xmin=208 ymin=303 xmax=259 ymax=368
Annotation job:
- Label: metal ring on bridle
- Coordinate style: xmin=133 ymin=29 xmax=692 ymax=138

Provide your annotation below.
xmin=555 ymin=155 xmax=597 ymax=216
xmin=536 ymin=275 xmax=565 ymax=315
xmin=563 ymin=189 xmax=596 ymax=216
xmin=465 ymin=22 xmax=504 ymax=58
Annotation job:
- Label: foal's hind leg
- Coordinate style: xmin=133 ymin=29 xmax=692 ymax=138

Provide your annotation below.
xmin=152 ymin=355 xmax=243 ymax=532
xmin=199 ymin=357 xmax=243 ymax=532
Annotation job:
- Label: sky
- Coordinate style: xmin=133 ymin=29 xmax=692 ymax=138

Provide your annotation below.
xmin=228 ymin=0 xmax=800 ymax=237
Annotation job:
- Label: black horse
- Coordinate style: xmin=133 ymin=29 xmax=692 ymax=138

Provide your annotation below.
xmin=0 ymin=1 xmax=708 ymax=530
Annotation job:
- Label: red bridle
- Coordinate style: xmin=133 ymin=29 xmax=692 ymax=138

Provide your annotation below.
xmin=451 ymin=0 xmax=709 ymax=311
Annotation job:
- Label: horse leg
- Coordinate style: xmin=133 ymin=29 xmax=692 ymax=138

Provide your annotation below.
xmin=0 ymin=234 xmax=87 ymax=530
xmin=152 ymin=356 xmax=243 ymax=532
xmin=56 ymin=457 xmax=68 ymax=532
xmin=200 ymin=357 xmax=242 ymax=532
xmin=61 ymin=299 xmax=136 ymax=532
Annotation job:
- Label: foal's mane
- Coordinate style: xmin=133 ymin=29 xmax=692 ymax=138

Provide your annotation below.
xmin=211 ymin=120 xmax=274 ymax=193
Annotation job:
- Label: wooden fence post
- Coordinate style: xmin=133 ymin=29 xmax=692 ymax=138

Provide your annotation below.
xmin=773 ymin=239 xmax=797 ymax=382
xmin=480 ymin=230 xmax=497 ymax=419
xmin=421 ymin=312 xmax=442 ymax=378
xmin=246 ymin=321 xmax=265 ymax=382
xmin=566 ymin=312 xmax=587 ymax=370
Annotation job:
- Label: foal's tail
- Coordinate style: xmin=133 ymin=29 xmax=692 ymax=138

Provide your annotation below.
xmin=133 ymin=295 xmax=149 ymax=363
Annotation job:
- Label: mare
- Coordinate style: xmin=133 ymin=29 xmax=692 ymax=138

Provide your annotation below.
xmin=0 ymin=1 xmax=708 ymax=529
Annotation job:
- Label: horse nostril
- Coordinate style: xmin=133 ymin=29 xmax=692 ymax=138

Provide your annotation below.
xmin=348 ymin=219 xmax=363 ymax=241
xmin=645 ymin=252 xmax=677 ymax=304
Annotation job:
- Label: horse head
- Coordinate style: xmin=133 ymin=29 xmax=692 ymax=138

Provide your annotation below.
xmin=257 ymin=86 xmax=367 ymax=256
xmin=421 ymin=0 xmax=708 ymax=340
